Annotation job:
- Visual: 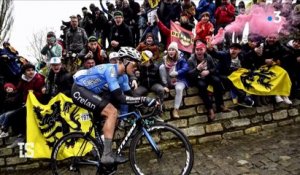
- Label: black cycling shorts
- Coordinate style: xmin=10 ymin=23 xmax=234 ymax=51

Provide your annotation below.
xmin=71 ymin=84 xmax=110 ymax=113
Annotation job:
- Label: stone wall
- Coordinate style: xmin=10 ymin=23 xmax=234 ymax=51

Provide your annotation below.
xmin=1 ymin=87 xmax=300 ymax=172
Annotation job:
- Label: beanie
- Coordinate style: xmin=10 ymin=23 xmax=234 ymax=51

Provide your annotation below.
xmin=4 ymin=83 xmax=16 ymax=91
xmin=168 ymin=42 xmax=179 ymax=52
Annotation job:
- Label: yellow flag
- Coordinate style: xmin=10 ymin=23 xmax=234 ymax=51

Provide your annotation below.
xmin=26 ymin=91 xmax=94 ymax=159
xmin=148 ymin=0 xmax=160 ymax=8
xmin=228 ymin=65 xmax=291 ymax=96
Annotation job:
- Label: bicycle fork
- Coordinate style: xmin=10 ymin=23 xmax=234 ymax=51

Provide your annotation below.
xmin=142 ymin=127 xmax=162 ymax=159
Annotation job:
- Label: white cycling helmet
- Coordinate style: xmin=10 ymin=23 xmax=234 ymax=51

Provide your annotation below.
xmin=118 ymin=47 xmax=141 ymax=62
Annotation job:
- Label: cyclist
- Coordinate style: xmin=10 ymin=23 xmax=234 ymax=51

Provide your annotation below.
xmin=71 ymin=47 xmax=158 ymax=165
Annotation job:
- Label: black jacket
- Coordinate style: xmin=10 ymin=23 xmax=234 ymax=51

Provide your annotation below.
xmin=138 ymin=63 xmax=162 ymax=89
xmin=187 ymin=53 xmax=217 ymax=84
xmin=110 ymin=22 xmax=134 ymax=50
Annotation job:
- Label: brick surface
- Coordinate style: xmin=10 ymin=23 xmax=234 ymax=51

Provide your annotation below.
xmin=15 ymin=162 xmax=40 ymax=170
xmin=264 ymin=113 xmax=272 ymax=122
xmin=215 ymin=110 xmax=239 ymax=121
xmin=186 ymin=87 xmax=199 ymax=96
xmin=182 ymin=125 xmax=205 ymax=137
xmin=262 ymin=123 xmax=278 ymax=130
xmin=278 ymin=119 xmax=294 ymax=126
xmin=167 ymin=119 xmax=188 ymax=128
xmin=288 ymin=108 xmax=299 ymax=117
xmin=272 ymin=110 xmax=288 ymax=120
xmin=295 ymin=117 xmax=300 ymax=123
xmin=205 ymin=123 xmax=223 ymax=133
xmin=0 ymin=148 xmax=13 ymax=157
xmin=196 ymin=105 xmax=207 ymax=114
xmin=251 ymin=115 xmax=264 ymax=124
xmin=245 ymin=126 xmax=262 ymax=134
xmin=0 ymin=158 xmax=5 ymax=166
xmin=179 ymin=107 xmax=197 ymax=117
xmin=6 ymin=157 xmax=27 ymax=165
xmin=239 ymin=108 xmax=256 ymax=117
xmin=188 ymin=115 xmax=208 ymax=125
xmin=198 ymin=135 xmax=222 ymax=143
xmin=223 ymin=130 xmax=244 ymax=139
xmin=256 ymin=105 xmax=274 ymax=113
xmin=224 ymin=118 xmax=251 ymax=129
xmin=184 ymin=96 xmax=203 ymax=106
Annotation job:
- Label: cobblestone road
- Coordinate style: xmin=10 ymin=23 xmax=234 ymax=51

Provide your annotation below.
xmin=5 ymin=124 xmax=300 ymax=175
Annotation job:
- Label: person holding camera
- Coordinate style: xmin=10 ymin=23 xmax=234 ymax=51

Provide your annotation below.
xmin=41 ymin=31 xmax=63 ymax=64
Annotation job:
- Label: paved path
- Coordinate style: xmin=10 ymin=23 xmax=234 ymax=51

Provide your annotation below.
xmin=5 ymin=124 xmax=300 ymax=175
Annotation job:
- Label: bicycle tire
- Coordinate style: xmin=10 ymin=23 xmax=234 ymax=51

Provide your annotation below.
xmin=51 ymin=132 xmax=102 ymax=175
xmin=129 ymin=122 xmax=194 ymax=175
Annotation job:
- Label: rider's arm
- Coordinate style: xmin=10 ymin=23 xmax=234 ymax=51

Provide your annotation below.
xmin=111 ymin=88 xmax=153 ymax=105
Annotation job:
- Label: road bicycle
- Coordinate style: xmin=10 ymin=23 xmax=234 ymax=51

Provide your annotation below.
xmin=51 ymin=104 xmax=194 ymax=175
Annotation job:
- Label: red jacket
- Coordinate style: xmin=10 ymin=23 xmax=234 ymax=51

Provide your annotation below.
xmin=157 ymin=21 xmax=171 ymax=48
xmin=17 ymin=73 xmax=45 ymax=102
xmin=195 ymin=21 xmax=214 ymax=42
xmin=215 ymin=3 xmax=235 ymax=25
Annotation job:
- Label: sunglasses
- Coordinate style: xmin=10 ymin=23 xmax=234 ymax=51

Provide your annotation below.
xmin=123 ymin=59 xmax=138 ymax=68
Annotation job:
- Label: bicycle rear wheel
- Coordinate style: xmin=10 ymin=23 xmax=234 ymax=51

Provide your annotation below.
xmin=129 ymin=122 xmax=194 ymax=175
xmin=51 ymin=132 xmax=102 ymax=175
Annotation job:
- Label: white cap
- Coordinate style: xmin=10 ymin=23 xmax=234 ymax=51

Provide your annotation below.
xmin=168 ymin=42 xmax=178 ymax=52
xmin=49 ymin=57 xmax=61 ymax=64
xmin=109 ymin=52 xmax=119 ymax=60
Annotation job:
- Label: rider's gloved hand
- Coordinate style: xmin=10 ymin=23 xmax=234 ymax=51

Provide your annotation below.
xmin=141 ymin=97 xmax=157 ymax=107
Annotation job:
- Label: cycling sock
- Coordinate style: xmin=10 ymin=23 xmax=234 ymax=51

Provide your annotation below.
xmin=103 ymin=138 xmax=113 ymax=155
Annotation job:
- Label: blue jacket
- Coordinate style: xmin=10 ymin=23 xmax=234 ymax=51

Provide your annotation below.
xmin=175 ymin=56 xmax=189 ymax=87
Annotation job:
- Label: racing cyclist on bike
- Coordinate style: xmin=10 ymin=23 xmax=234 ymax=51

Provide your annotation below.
xmin=71 ymin=47 xmax=158 ymax=165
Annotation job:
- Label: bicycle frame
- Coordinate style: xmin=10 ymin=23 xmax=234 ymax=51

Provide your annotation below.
xmin=116 ymin=110 xmax=161 ymax=157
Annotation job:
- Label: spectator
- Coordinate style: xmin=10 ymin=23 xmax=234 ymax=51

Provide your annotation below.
xmin=180 ymin=0 xmax=196 ymax=31
xmin=42 ymin=57 xmax=73 ymax=101
xmin=133 ymin=50 xmax=168 ymax=103
xmin=94 ymin=7 xmax=109 ymax=48
xmin=65 ymin=15 xmax=88 ymax=54
xmin=195 ymin=0 xmax=216 ymax=22
xmin=41 ymin=31 xmax=63 ymax=63
xmin=281 ymin=38 xmax=300 ymax=100
xmin=195 ymin=12 xmax=214 ymax=43
xmin=82 ymin=57 xmax=96 ymax=69
xmin=159 ymin=42 xmax=189 ymax=118
xmin=237 ymin=1 xmax=246 ymax=15
xmin=207 ymin=42 xmax=255 ymax=107
xmin=136 ymin=33 xmax=160 ymax=61
xmin=188 ymin=42 xmax=229 ymax=120
xmin=81 ymin=7 xmax=95 ymax=37
xmin=78 ymin=36 xmax=107 ymax=65
xmin=0 ymin=83 xmax=21 ymax=138
xmin=110 ymin=11 xmax=134 ymax=51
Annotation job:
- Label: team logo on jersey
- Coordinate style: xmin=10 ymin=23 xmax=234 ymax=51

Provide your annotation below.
xmin=110 ymin=67 xmax=117 ymax=78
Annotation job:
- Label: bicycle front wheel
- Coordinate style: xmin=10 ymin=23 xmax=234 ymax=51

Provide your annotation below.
xmin=51 ymin=132 xmax=102 ymax=175
xmin=129 ymin=122 xmax=194 ymax=175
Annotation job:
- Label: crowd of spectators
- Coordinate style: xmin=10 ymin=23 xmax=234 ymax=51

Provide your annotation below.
xmin=0 ymin=0 xmax=299 ymax=148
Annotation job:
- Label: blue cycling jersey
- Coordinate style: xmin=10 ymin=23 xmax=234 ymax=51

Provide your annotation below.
xmin=73 ymin=64 xmax=131 ymax=94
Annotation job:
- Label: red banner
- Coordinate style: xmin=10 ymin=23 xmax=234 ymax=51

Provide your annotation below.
xmin=170 ymin=21 xmax=194 ymax=53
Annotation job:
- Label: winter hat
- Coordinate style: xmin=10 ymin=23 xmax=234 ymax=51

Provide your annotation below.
xmin=88 ymin=36 xmax=98 ymax=42
xmin=47 ymin=31 xmax=56 ymax=38
xmin=141 ymin=50 xmax=153 ymax=64
xmin=195 ymin=42 xmax=206 ymax=49
xmin=146 ymin=33 xmax=154 ymax=39
xmin=49 ymin=57 xmax=62 ymax=64
xmin=113 ymin=11 xmax=123 ymax=17
xmin=4 ymin=83 xmax=16 ymax=91
xmin=201 ymin=12 xmax=210 ymax=18
xmin=168 ymin=42 xmax=179 ymax=52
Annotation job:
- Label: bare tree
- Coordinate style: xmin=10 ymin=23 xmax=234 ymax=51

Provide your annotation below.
xmin=0 ymin=0 xmax=14 ymax=45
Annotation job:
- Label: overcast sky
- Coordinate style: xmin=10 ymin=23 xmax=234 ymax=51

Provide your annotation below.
xmin=10 ymin=0 xmax=102 ymax=63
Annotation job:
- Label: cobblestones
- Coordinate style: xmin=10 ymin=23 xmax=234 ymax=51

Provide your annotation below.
xmin=2 ymin=124 xmax=300 ymax=175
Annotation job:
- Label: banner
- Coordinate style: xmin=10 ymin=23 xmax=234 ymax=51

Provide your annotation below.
xmin=26 ymin=91 xmax=94 ymax=159
xmin=148 ymin=0 xmax=160 ymax=8
xmin=228 ymin=65 xmax=291 ymax=96
xmin=170 ymin=21 xmax=194 ymax=53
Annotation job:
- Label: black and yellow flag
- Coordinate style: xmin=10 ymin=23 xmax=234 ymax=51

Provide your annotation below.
xmin=228 ymin=65 xmax=291 ymax=96
xmin=148 ymin=0 xmax=160 ymax=8
xmin=26 ymin=91 xmax=94 ymax=159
